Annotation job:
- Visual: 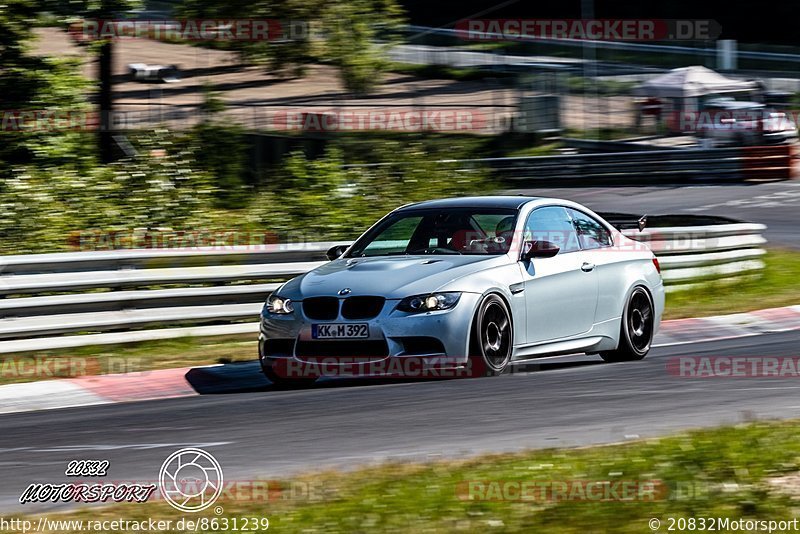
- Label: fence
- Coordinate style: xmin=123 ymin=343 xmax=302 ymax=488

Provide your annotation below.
xmin=402 ymin=25 xmax=800 ymax=72
xmin=621 ymin=223 xmax=766 ymax=287
xmin=488 ymin=145 xmax=796 ymax=183
xmin=340 ymin=144 xmax=796 ymax=183
xmin=0 ymin=222 xmax=766 ymax=353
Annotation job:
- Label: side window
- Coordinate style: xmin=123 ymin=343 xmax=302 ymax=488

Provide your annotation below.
xmin=524 ymin=206 xmax=580 ymax=254
xmin=568 ymin=209 xmax=613 ymax=250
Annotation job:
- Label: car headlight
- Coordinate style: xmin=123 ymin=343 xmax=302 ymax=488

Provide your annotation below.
xmin=397 ymin=292 xmax=461 ymax=313
xmin=266 ymin=293 xmax=294 ymax=315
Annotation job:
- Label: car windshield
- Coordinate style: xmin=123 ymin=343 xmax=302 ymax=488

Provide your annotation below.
xmin=346 ymin=208 xmax=518 ymax=257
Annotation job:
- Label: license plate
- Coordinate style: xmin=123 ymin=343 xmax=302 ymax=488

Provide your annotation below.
xmin=312 ymin=323 xmax=369 ymax=339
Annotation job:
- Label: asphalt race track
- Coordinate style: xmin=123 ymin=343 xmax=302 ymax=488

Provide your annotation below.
xmin=2 ymin=331 xmax=799 ymax=512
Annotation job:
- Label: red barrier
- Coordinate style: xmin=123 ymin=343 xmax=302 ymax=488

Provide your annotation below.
xmin=739 ymin=144 xmax=793 ymax=180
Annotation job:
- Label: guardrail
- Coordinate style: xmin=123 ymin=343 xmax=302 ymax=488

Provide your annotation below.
xmin=0 ymin=224 xmax=766 ymax=353
xmin=492 ymin=145 xmax=796 ymax=183
xmin=345 ymin=145 xmax=796 ymax=183
xmin=403 ymin=25 xmax=800 ymax=67
xmin=622 ymin=223 xmax=767 ymax=287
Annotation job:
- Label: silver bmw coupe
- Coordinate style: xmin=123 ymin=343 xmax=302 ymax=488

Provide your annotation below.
xmin=259 ymin=196 xmax=664 ymax=385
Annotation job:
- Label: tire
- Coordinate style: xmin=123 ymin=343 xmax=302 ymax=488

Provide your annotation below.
xmin=601 ymin=286 xmax=654 ymax=363
xmin=261 ymin=358 xmax=317 ymax=388
xmin=468 ymin=294 xmax=513 ymax=377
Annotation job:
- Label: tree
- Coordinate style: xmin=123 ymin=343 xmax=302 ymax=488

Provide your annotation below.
xmin=177 ymin=0 xmax=404 ymax=93
xmin=0 ymin=1 xmax=38 ymax=65
xmin=321 ymin=0 xmax=404 ymax=94
xmin=177 ymin=0 xmax=317 ymax=77
xmin=0 ymin=1 xmax=94 ymax=174
xmin=41 ymin=0 xmax=142 ymax=162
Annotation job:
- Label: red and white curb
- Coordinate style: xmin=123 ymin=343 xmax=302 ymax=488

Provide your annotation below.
xmin=0 ymin=366 xmax=198 ymax=414
xmin=1 ymin=305 xmax=799 ymax=415
xmin=655 ymin=305 xmax=800 ymax=346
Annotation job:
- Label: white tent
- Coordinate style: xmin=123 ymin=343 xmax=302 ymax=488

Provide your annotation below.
xmin=632 ymin=66 xmax=758 ymax=99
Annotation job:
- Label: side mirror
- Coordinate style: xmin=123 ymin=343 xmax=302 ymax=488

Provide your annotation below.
xmin=326 ymin=244 xmax=349 ymax=261
xmin=521 ymin=240 xmax=560 ymax=261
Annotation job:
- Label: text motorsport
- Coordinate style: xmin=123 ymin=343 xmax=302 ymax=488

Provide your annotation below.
xmin=19 ymin=483 xmax=156 ymax=504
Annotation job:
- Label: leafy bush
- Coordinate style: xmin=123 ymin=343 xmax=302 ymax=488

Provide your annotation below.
xmin=249 ymin=143 xmax=493 ymax=241
xmin=0 ymin=131 xmax=215 ymax=253
xmin=320 ymin=1 xmax=398 ymax=94
xmin=0 ymin=131 xmax=493 ymax=253
xmin=0 ymin=56 xmax=94 ymax=174
xmin=182 ymin=121 xmax=249 ymax=209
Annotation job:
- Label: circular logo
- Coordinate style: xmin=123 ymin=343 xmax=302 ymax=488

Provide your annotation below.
xmin=159 ymin=448 xmax=223 ymax=512
xmin=338 ymin=288 xmax=351 ymax=296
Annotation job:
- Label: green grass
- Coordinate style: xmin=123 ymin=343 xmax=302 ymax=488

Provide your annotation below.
xmin=21 ymin=419 xmax=800 ymax=532
xmin=665 ymin=248 xmax=800 ymax=319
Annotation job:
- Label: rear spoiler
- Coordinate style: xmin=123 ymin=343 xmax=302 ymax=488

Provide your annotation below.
xmin=598 ymin=212 xmax=648 ymax=232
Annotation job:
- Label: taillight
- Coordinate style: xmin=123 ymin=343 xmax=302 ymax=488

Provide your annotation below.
xmin=652 ymin=257 xmax=661 ymax=274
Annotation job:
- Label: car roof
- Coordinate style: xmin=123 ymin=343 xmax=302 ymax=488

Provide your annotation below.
xmin=397 ymin=196 xmax=541 ymax=211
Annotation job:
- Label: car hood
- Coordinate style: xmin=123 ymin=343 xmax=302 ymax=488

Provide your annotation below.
xmin=279 ymin=254 xmax=510 ymax=300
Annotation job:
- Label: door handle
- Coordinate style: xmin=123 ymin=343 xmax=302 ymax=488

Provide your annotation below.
xmin=581 ymin=262 xmax=595 ymax=272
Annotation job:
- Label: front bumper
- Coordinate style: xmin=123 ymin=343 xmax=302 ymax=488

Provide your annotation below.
xmin=259 ymin=293 xmax=482 ymax=377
